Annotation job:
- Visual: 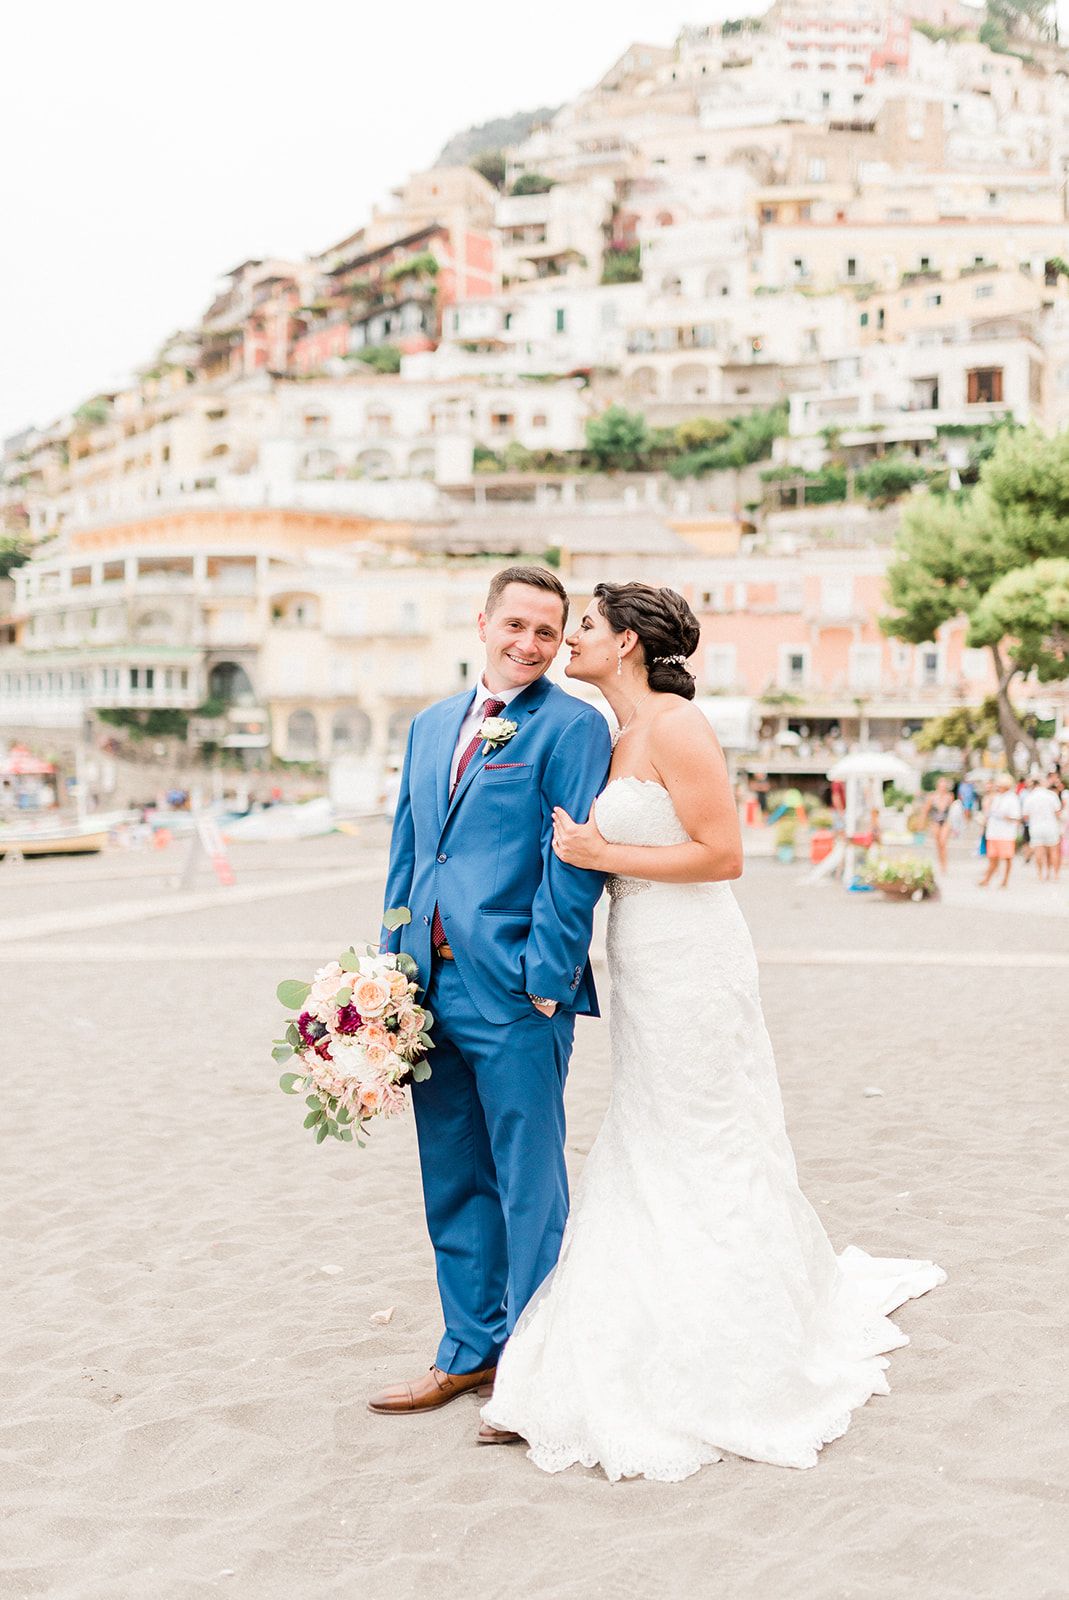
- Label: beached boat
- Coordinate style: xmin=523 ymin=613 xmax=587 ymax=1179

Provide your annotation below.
xmin=0 ymin=817 xmax=109 ymax=857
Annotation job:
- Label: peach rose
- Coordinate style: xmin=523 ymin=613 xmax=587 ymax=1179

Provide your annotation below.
xmin=364 ymin=1042 xmax=389 ymax=1070
xmin=350 ymin=976 xmax=391 ymax=1018
xmin=360 ymin=1023 xmax=389 ymax=1048
xmin=397 ymin=1008 xmax=422 ymax=1037
xmin=388 ymin=970 xmax=409 ymax=998
xmin=358 ymin=1081 xmax=385 ymax=1114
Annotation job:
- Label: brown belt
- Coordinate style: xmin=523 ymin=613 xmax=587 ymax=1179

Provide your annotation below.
xmin=435 ymin=942 xmax=455 ymax=961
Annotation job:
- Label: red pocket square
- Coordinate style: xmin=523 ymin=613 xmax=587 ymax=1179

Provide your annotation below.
xmin=484 ymin=762 xmax=530 ymax=770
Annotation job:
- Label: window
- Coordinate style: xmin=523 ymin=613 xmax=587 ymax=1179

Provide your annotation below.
xmin=821 ymin=574 xmax=854 ymax=617
xmin=491 ymin=411 xmax=515 ymax=432
xmin=531 ymin=413 xmax=548 ymax=428
xmin=848 ymin=645 xmax=881 ymax=692
xmin=503 ymin=312 xmax=513 ymax=331
xmin=704 ymin=645 xmax=737 ymax=691
xmin=974 ymin=283 xmax=994 ymax=299
xmin=924 ymin=293 xmax=942 ymax=308
xmin=820 ymin=92 xmax=831 ymax=110
xmin=859 ymin=311 xmax=869 ymax=327
xmin=809 ymin=155 xmax=827 ymax=179
xmin=554 ymin=308 xmax=566 ymax=333
xmin=919 ymin=646 xmax=940 ymax=687
xmin=877 ymin=307 xmax=885 ymax=329
xmin=779 ymin=645 xmax=809 ymax=688
xmin=967 ymin=367 xmax=1003 ymax=404
xmin=845 ymin=257 xmax=857 ymax=278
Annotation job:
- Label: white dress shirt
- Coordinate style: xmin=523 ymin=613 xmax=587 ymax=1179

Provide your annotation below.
xmin=450 ymin=678 xmax=525 ymax=790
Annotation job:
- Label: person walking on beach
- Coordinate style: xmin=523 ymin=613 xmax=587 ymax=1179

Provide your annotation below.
xmin=1022 ymin=777 xmax=1064 ymax=882
xmin=921 ymin=775 xmax=954 ymax=875
xmin=979 ymin=773 xmax=1022 ymax=889
xmin=370 ymin=566 xmax=611 ymax=1435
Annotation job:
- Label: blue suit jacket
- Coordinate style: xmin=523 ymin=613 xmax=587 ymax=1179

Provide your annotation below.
xmin=383 ymin=676 xmax=612 ymax=1025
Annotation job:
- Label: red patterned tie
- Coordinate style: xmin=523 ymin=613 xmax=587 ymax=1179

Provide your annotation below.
xmin=431 ymin=697 xmax=505 ymax=951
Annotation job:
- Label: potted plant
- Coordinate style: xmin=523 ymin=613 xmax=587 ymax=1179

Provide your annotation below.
xmin=807 ymin=807 xmax=836 ymax=863
xmin=773 ymin=816 xmax=798 ymax=863
xmin=864 ymin=857 xmax=938 ymax=901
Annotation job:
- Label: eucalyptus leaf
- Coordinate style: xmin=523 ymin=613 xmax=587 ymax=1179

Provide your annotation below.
xmin=410 ymin=1060 xmax=432 ymax=1084
xmin=277 ymin=979 xmax=311 ymax=1010
xmin=334 ymin=986 xmax=352 ymax=1007
xmin=327 ymin=1120 xmax=339 ymax=1137
xmin=315 ymin=1122 xmax=329 ymax=1144
xmin=382 ymin=905 xmax=412 ymax=932
xmin=285 ymin=1022 xmax=301 ymax=1047
xmin=304 ymin=1108 xmax=325 ymax=1129
xmin=339 ymin=1128 xmax=354 ymax=1142
xmin=419 ymin=1009 xmax=434 ymax=1031
xmin=339 ymin=950 xmax=360 ymax=973
xmin=305 ymin=1095 xmax=321 ymax=1109
xmin=278 ymin=1072 xmax=303 ymax=1094
xmin=336 ymin=1107 xmax=351 ymax=1125
xmin=395 ymin=953 xmax=418 ymax=977
xmin=272 ymin=1044 xmax=294 ymax=1064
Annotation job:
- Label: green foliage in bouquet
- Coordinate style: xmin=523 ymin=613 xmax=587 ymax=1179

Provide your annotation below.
xmin=274 ymin=912 xmax=431 ymax=1149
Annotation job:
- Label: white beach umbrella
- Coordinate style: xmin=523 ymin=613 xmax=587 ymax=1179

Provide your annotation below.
xmin=826 ymin=752 xmax=914 ymax=783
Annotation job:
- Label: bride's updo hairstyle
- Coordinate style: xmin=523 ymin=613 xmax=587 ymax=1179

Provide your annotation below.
xmin=593 ymin=582 xmax=701 ymax=700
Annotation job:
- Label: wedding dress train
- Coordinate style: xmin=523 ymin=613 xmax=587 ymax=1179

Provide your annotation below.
xmin=483 ymin=777 xmax=945 ymax=1482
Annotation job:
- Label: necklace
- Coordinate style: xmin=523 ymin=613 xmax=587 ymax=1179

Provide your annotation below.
xmin=611 ymin=690 xmax=652 ymax=749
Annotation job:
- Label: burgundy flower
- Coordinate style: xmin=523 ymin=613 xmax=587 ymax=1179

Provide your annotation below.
xmin=297 ymin=1011 xmax=327 ymax=1047
xmin=335 ymin=1003 xmax=364 ymax=1035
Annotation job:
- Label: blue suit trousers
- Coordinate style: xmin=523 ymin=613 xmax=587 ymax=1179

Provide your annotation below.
xmin=413 ymin=956 xmax=576 ymax=1375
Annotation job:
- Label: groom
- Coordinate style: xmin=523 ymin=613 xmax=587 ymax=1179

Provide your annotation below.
xmin=370 ymin=565 xmax=611 ymax=1435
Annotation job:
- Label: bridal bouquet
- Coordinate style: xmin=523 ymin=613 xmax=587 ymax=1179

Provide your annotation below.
xmin=273 ymin=913 xmax=433 ymax=1147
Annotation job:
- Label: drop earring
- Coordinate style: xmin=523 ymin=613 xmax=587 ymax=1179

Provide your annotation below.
xmin=616 ymin=654 xmax=623 ymax=676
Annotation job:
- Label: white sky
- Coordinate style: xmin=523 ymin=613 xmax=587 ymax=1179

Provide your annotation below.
xmin=3 ymin=0 xmax=1066 ymax=443
xmin=1 ymin=0 xmax=730 ymax=442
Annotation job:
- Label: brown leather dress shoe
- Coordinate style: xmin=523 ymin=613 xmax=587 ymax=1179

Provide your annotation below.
xmin=367 ymin=1364 xmax=497 ymax=1415
xmin=477 ymin=1421 xmax=522 ymax=1446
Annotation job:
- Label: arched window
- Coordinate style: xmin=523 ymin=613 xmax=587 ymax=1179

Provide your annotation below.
xmin=628 ymin=366 xmax=658 ymax=398
xmin=286 ymin=709 xmax=318 ymax=757
xmin=331 ymin=708 xmax=372 ymax=755
xmin=299 ymin=448 xmax=340 ymax=479
xmin=209 ymin=661 xmax=255 ymax=706
xmin=355 ymin=449 xmax=394 ymax=480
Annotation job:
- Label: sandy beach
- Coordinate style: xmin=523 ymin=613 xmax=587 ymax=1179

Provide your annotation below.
xmin=1 ymin=828 xmax=1065 ymax=1600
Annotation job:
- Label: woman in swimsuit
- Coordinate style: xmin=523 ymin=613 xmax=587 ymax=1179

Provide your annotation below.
xmin=922 ymin=775 xmax=954 ymax=874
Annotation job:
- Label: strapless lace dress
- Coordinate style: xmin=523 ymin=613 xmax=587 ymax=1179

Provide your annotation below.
xmin=483 ymin=778 xmax=945 ymax=1482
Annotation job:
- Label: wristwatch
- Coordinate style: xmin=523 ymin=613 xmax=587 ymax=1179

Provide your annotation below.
xmin=527 ymin=992 xmax=552 ymax=1005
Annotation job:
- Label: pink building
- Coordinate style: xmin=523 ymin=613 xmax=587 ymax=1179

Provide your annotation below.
xmin=677 ymin=553 xmax=997 ymax=759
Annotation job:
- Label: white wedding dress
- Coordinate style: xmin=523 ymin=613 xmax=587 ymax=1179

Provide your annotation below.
xmin=483 ymin=777 xmax=946 ymax=1482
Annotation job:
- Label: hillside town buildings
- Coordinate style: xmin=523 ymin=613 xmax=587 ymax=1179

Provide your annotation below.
xmin=4 ymin=0 xmax=1069 ymax=781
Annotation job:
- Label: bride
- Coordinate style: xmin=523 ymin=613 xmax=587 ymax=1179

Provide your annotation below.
xmin=480 ymin=581 xmax=945 ymax=1482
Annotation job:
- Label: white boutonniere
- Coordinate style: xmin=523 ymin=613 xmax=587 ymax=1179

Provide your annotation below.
xmin=480 ymin=715 xmax=518 ymax=754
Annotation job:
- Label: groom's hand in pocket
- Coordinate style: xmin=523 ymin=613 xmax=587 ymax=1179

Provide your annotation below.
xmin=529 ymin=996 xmax=558 ymax=1017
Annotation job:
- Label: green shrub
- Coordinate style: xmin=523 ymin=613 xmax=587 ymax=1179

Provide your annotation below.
xmin=854 ymin=454 xmax=927 ymax=505
xmin=353 ymin=344 xmax=401 ymax=374
xmin=600 ymin=244 xmax=642 ymax=284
